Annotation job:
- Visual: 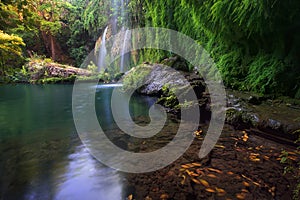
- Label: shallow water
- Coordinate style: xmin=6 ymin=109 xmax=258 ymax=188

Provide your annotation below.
xmin=0 ymin=84 xmax=161 ymax=200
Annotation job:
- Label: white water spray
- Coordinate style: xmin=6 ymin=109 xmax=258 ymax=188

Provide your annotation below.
xmin=97 ymin=26 xmax=108 ymax=72
xmin=120 ymin=29 xmax=130 ymax=73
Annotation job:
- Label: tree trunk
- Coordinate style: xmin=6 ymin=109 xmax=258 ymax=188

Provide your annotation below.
xmin=50 ymin=34 xmax=56 ymax=60
xmin=41 ymin=31 xmax=65 ymax=62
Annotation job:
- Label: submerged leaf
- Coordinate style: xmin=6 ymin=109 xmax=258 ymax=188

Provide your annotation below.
xmin=207 ymin=174 xmax=217 ymax=178
xmin=243 ymin=181 xmax=250 ymax=187
xmin=181 ymin=175 xmax=186 ymax=185
xmin=236 ymin=193 xmax=246 ymax=199
xmin=199 ymin=179 xmax=210 ymax=187
xmin=207 ymin=168 xmax=223 ymax=174
xmin=242 ymin=132 xmax=248 ymax=142
xmin=205 ymin=188 xmax=216 ymax=193
xmin=191 ymin=162 xmax=202 ymax=167
xmin=191 ymin=178 xmax=201 ymax=184
xmin=215 ymin=187 xmax=226 ymax=194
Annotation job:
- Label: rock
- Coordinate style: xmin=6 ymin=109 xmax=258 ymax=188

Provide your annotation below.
xmin=123 ymin=63 xmax=190 ymax=95
xmin=160 ymin=56 xmax=189 ymax=72
xmin=26 ymin=60 xmax=92 ymax=83
xmin=226 ymin=90 xmax=300 ymax=143
xmin=247 ymin=96 xmax=262 ymax=105
xmin=123 ymin=63 xmax=210 ymax=122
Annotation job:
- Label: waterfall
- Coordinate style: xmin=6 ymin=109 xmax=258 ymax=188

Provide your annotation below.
xmin=97 ymin=26 xmax=108 ymax=72
xmin=120 ymin=29 xmax=129 ymax=73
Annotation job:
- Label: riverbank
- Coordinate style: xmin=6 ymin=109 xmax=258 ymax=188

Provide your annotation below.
xmin=0 ymin=58 xmax=124 ymax=84
xmin=122 ymin=63 xmax=300 ymax=145
xmin=123 ymin=124 xmax=299 ymax=200
xmin=121 ymin=62 xmax=300 ymax=199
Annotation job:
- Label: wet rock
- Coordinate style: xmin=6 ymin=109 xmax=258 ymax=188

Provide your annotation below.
xmin=226 ymin=90 xmax=300 ymax=143
xmin=247 ymin=96 xmax=262 ymax=105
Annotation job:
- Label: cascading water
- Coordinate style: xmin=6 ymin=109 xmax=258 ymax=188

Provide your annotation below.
xmin=98 ymin=26 xmax=108 ymax=72
xmin=120 ymin=29 xmax=130 ymax=73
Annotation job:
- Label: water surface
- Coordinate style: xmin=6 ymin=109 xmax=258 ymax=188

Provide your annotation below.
xmin=0 ymin=84 xmax=159 ymax=200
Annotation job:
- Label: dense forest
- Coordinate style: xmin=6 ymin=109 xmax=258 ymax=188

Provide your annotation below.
xmin=1 ymin=0 xmax=300 ymax=97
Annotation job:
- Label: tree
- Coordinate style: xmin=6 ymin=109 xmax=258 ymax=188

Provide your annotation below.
xmin=0 ymin=30 xmax=25 ymax=74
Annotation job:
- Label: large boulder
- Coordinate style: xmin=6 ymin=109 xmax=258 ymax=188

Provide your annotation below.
xmin=123 ymin=63 xmax=191 ymax=95
xmin=26 ymin=59 xmax=92 ymax=83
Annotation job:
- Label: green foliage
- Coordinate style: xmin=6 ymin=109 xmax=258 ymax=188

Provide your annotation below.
xmin=122 ymin=64 xmax=152 ymax=91
xmin=157 ymin=84 xmax=179 ymax=108
xmin=142 ymin=0 xmax=300 ymax=97
xmin=0 ymin=30 xmax=25 ymax=73
xmin=245 ymin=53 xmax=285 ymax=94
xmin=82 ymin=0 xmax=110 ymax=36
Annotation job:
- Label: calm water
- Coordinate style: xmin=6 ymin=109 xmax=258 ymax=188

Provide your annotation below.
xmin=0 ymin=84 xmax=158 ymax=200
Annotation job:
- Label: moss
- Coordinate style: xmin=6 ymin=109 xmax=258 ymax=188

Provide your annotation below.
xmin=122 ymin=64 xmax=152 ymax=91
xmin=37 ymin=75 xmax=77 ymax=84
xmin=226 ymin=108 xmax=258 ymax=128
xmin=157 ymin=84 xmax=179 ymax=109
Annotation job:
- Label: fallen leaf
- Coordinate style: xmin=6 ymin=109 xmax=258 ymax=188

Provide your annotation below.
xmin=207 ymin=168 xmax=223 ymax=174
xmin=191 ymin=162 xmax=202 ymax=167
xmin=241 ymin=189 xmax=249 ymax=193
xmin=199 ymin=179 xmax=210 ymax=187
xmin=215 ymin=144 xmax=225 ymax=149
xmin=236 ymin=193 xmax=246 ymax=199
xmin=207 ymin=174 xmax=217 ymax=178
xmin=196 ymin=169 xmax=205 ymax=176
xmin=186 ymin=170 xmax=198 ymax=177
xmin=287 ymin=151 xmax=298 ymax=155
xmin=249 ymin=153 xmax=260 ymax=162
xmin=160 ymin=194 xmax=169 ymax=199
xmin=179 ymin=168 xmax=186 ymax=172
xmin=253 ymin=181 xmax=260 ymax=186
xmin=180 ymin=175 xmax=186 ymax=185
xmin=181 ymin=164 xmax=194 ymax=168
xmin=205 ymin=188 xmax=216 ymax=193
xmin=255 ymin=145 xmax=263 ymax=150
xmin=243 ymin=181 xmax=250 ymax=187
xmin=186 ymin=170 xmax=193 ymax=175
xmin=268 ymin=186 xmax=276 ymax=196
xmin=191 ymin=172 xmax=199 ymax=177
xmin=144 ymin=196 xmax=152 ymax=200
xmin=215 ymin=187 xmax=226 ymax=194
xmin=288 ymin=156 xmax=297 ymax=161
xmin=242 ymin=132 xmax=248 ymax=142
xmin=263 ymin=155 xmax=270 ymax=160
xmin=191 ymin=178 xmax=201 ymax=184
xmin=194 ymin=130 xmax=203 ymax=136
xmin=227 ymin=171 xmax=234 ymax=175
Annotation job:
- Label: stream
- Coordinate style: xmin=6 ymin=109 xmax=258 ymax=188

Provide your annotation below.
xmin=0 ymin=84 xmax=298 ymax=199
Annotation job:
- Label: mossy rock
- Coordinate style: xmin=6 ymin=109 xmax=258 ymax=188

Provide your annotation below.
xmin=122 ymin=64 xmax=152 ymax=91
xmin=226 ymin=108 xmax=259 ymax=129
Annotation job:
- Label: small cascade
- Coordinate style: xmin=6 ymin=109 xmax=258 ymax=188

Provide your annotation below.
xmin=97 ymin=26 xmax=109 ymax=72
xmin=120 ymin=29 xmax=130 ymax=73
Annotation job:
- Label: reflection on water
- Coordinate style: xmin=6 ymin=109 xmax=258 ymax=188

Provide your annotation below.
xmin=0 ymin=84 xmax=155 ymax=200
xmin=54 ymin=145 xmax=122 ymax=200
